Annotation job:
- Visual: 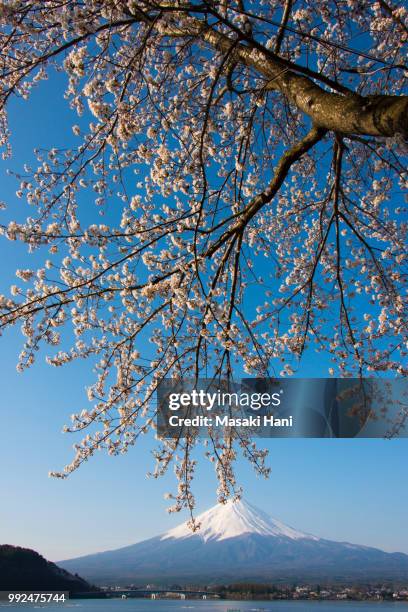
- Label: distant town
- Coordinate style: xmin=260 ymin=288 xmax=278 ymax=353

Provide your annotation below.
xmin=93 ymin=583 xmax=408 ymax=602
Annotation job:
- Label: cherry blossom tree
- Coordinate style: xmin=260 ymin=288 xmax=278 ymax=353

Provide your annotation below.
xmin=0 ymin=1 xmax=407 ymax=519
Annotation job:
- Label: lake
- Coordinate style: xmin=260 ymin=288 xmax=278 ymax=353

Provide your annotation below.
xmin=1 ymin=599 xmax=407 ymax=612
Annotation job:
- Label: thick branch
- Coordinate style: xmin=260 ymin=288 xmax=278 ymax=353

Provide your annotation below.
xmin=274 ymin=0 xmax=292 ymax=53
xmin=202 ymin=26 xmax=408 ymax=138
xmin=149 ymin=9 xmax=408 ymax=138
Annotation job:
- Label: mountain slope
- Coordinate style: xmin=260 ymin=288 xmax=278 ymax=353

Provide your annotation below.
xmin=0 ymin=545 xmax=96 ymax=592
xmin=59 ymin=500 xmax=408 ymax=585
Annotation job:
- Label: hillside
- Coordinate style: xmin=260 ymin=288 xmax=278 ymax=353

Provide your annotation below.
xmin=0 ymin=545 xmax=96 ymax=592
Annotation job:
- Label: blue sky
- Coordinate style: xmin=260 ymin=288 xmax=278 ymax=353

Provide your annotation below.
xmin=0 ymin=339 xmax=407 ymax=561
xmin=0 ymin=69 xmax=407 ymax=563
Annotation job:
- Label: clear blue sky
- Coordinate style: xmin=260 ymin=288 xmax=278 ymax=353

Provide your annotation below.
xmin=0 ymin=70 xmax=407 ymax=563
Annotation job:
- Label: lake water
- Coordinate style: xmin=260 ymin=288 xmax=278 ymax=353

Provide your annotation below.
xmin=1 ymin=599 xmax=407 ymax=612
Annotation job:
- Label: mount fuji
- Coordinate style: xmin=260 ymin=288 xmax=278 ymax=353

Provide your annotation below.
xmin=59 ymin=500 xmax=408 ymax=585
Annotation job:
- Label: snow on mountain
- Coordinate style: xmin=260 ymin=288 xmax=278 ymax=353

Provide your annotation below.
xmin=161 ymin=499 xmax=319 ymax=542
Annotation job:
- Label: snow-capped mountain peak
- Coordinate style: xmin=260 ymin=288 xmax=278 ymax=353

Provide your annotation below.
xmin=161 ymin=499 xmax=319 ymax=543
xmin=60 ymin=498 xmax=408 ymax=584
